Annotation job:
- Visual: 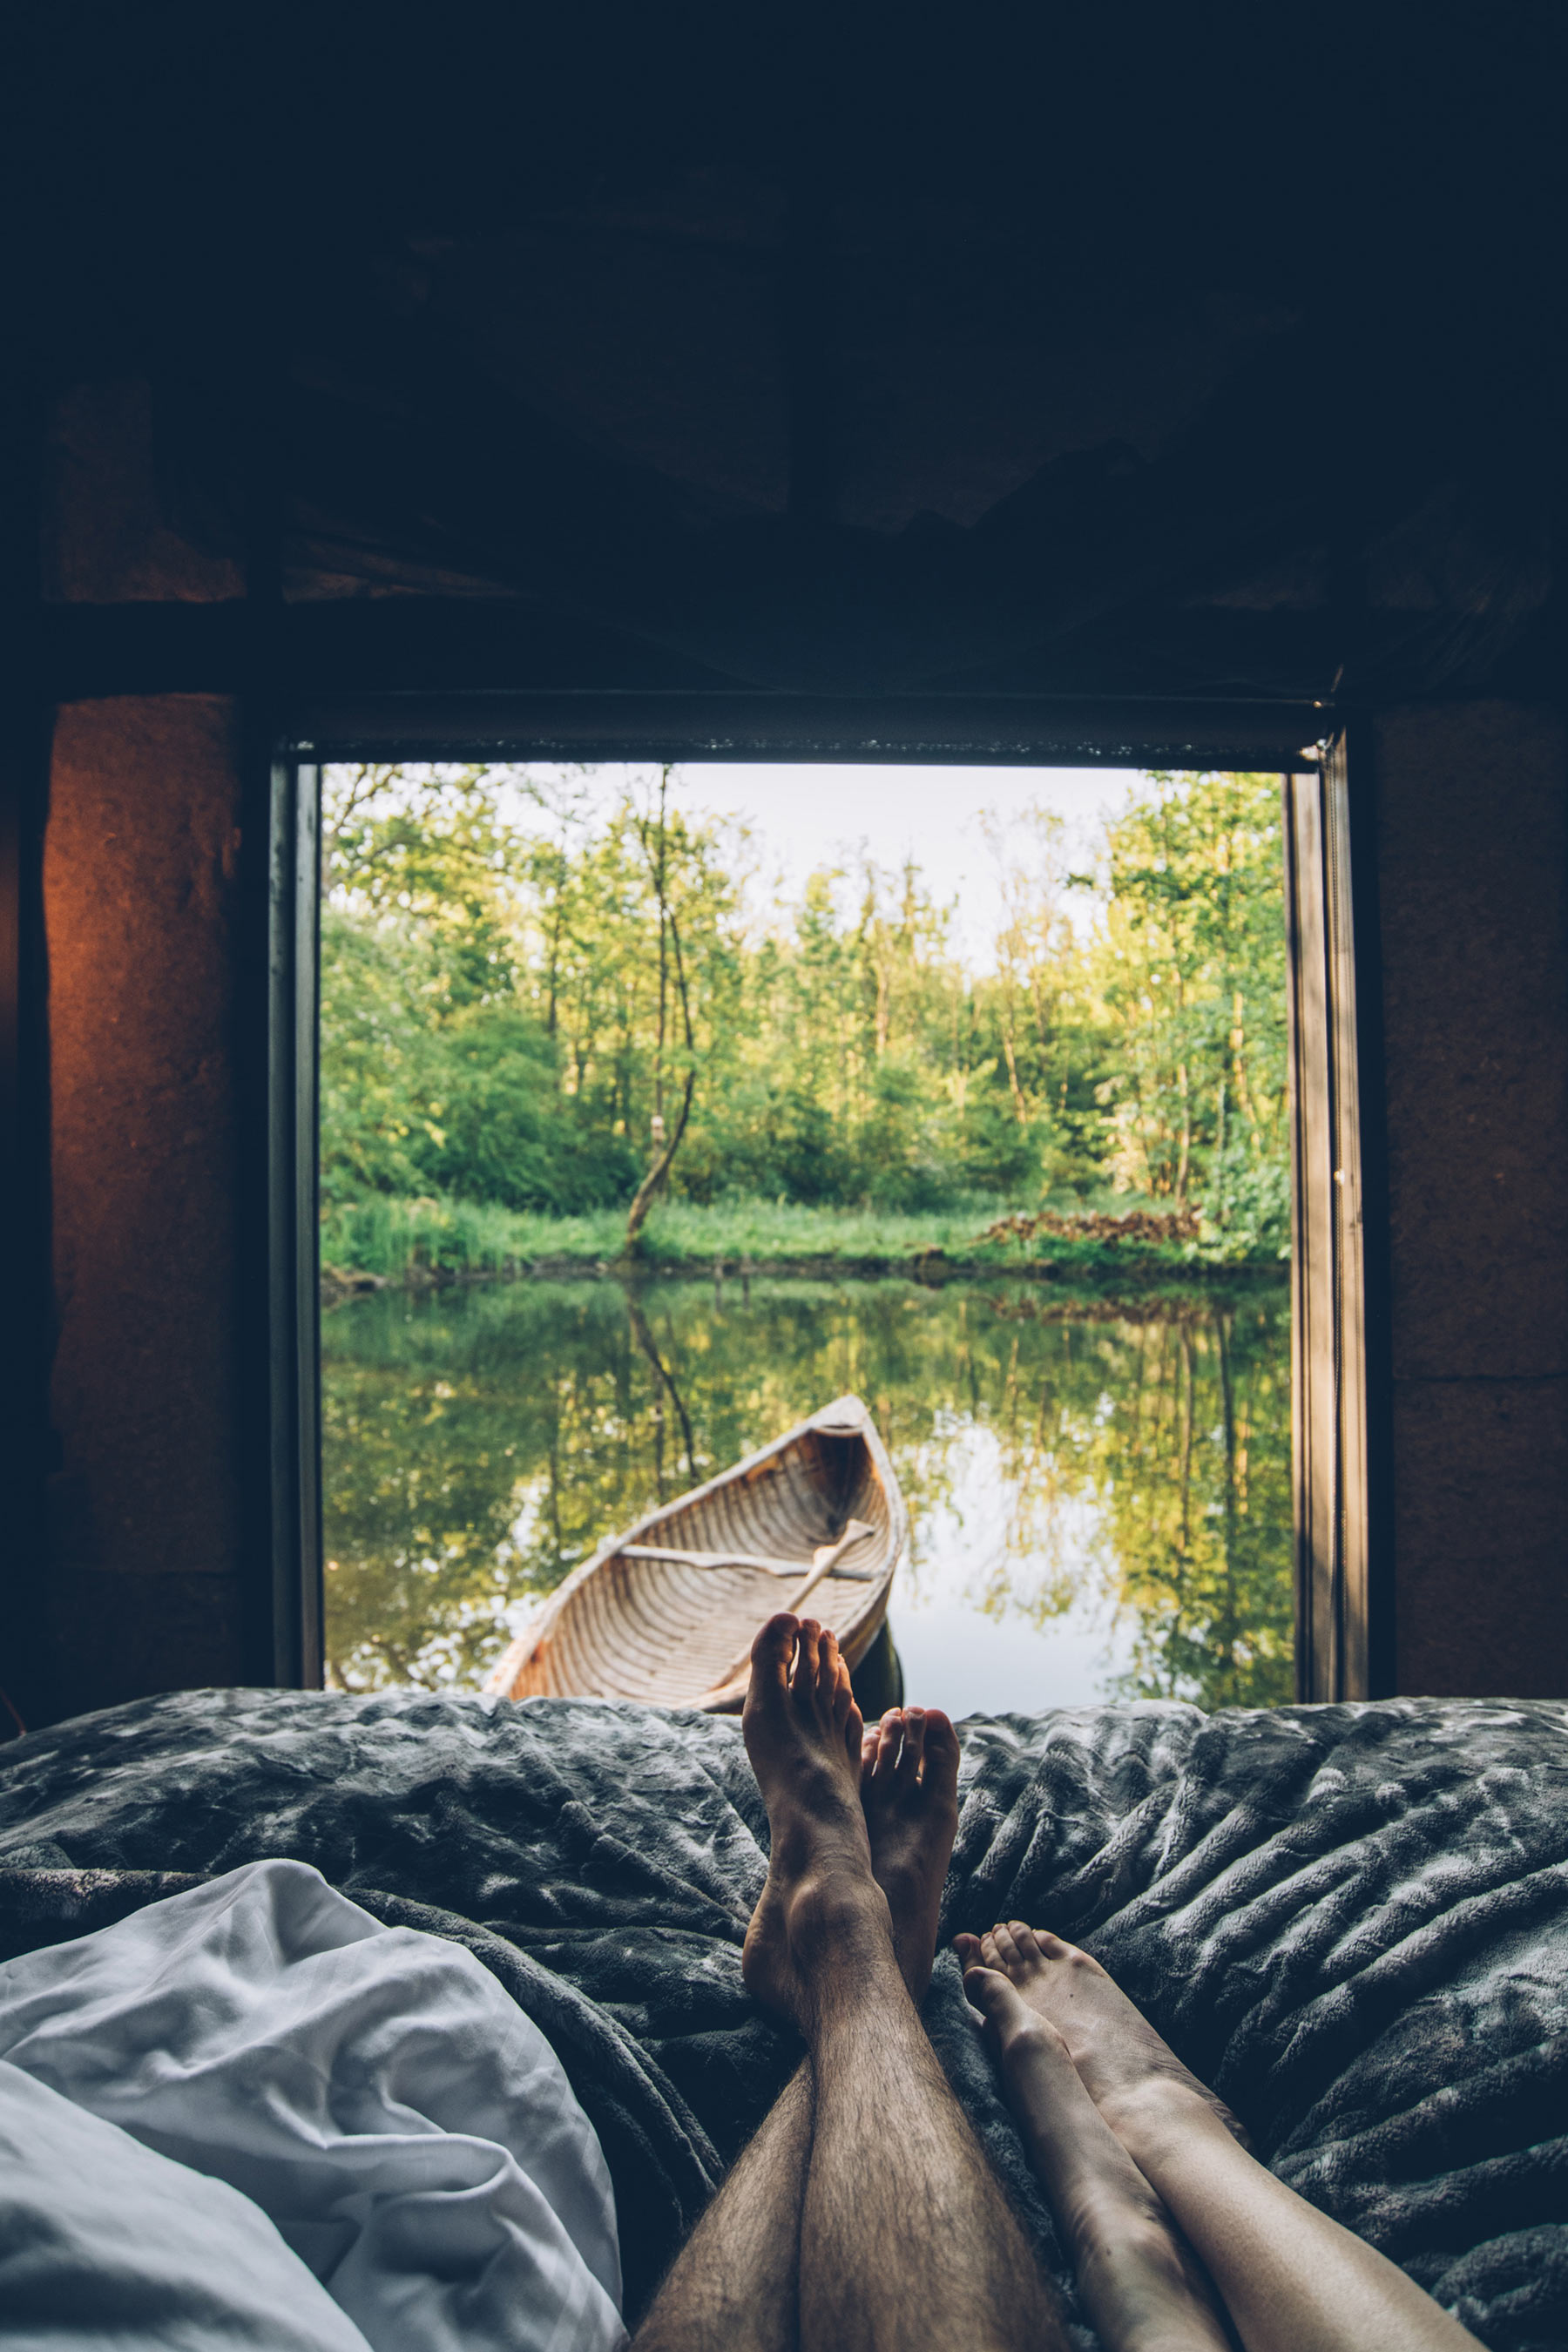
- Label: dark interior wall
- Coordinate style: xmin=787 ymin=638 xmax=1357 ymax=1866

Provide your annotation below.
xmin=44 ymin=697 xmax=251 ymax=1705
xmin=34 ymin=695 xmax=1568 ymax=1718
xmin=1374 ymin=702 xmax=1568 ymax=1695
xmin=10 ymin=1 xmax=1566 ymax=1720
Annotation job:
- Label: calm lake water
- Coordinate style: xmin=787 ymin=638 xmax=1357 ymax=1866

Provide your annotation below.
xmin=321 ymin=1275 xmax=1293 ymax=1718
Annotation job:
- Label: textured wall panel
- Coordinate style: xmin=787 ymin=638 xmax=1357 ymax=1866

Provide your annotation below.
xmin=1375 ymin=702 xmax=1568 ymax=1693
xmin=45 ymin=696 xmax=247 ymax=1702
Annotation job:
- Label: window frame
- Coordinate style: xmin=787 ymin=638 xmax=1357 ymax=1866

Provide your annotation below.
xmin=1283 ymin=736 xmax=1390 ymax=1701
xmin=267 ymin=757 xmax=323 ymax=1688
xmin=274 ymin=698 xmax=1377 ymax=1700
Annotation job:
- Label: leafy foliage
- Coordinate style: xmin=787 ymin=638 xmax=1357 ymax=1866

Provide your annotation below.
xmin=1092 ymin=772 xmax=1288 ymax=1244
xmin=319 ymin=764 xmax=1289 ymax=1254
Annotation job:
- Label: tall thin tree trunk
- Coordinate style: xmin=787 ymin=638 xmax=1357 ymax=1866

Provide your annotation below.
xmin=999 ymin=966 xmax=1030 ymax=1125
xmin=1002 ymin=1022 xmax=1030 ymax=1126
xmin=1230 ymin=989 xmax=1259 ymax=1132
xmin=626 ymin=777 xmax=696 ymax=1253
xmin=1174 ymin=1062 xmax=1191 ymax=1202
xmin=625 ymin=1068 xmax=695 ymax=1247
xmin=545 ymin=850 xmax=565 ymax=1037
xmin=626 ymin=1288 xmax=696 ymax=1482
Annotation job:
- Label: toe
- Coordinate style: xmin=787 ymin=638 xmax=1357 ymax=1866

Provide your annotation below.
xmin=792 ymin=1619 xmax=822 ymax=1696
xmin=747 ymin=1615 xmax=799 ymax=1712
xmin=978 ymin=1928 xmax=1003 ymax=1969
xmin=965 ymin=1970 xmax=1068 ymax=2057
xmin=953 ymin=1931 xmax=982 ymax=1966
xmin=1006 ymin=1923 xmax=1047 ymax=1970
xmin=896 ymin=1707 xmax=926 ymax=1787
xmin=831 ymin=1650 xmax=858 ymax=1734
xmin=922 ymin=1711 xmax=961 ymax=1801
xmin=874 ymin=1709 xmax=902 ymax=1779
xmin=816 ymin=1626 xmax=841 ymax=1706
xmin=961 ymin=1963 xmax=1019 ymax=2024
xmin=990 ymin=1921 xmax=1024 ymax=1976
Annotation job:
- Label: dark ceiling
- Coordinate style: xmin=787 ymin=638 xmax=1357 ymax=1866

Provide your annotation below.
xmin=27 ymin=0 xmax=1568 ymax=702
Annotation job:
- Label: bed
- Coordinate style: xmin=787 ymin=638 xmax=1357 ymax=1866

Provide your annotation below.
xmin=3 ymin=1689 xmax=1566 ymax=2349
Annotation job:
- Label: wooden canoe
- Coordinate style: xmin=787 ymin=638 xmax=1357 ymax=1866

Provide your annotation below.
xmin=483 ymin=1393 xmax=907 ymax=1712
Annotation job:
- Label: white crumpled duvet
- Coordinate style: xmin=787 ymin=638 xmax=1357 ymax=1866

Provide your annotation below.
xmin=0 ymin=1858 xmax=627 ymax=2352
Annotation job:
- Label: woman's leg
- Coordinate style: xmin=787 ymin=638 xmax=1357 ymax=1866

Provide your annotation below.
xmin=965 ymin=1959 xmax=1231 ymax=2352
xmin=959 ymin=1923 xmax=1484 ymax=2352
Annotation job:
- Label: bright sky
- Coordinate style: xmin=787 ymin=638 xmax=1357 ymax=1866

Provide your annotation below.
xmin=501 ymin=762 xmax=1146 ymax=971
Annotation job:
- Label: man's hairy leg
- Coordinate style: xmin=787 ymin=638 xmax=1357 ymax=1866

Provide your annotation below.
xmin=746 ymin=1614 xmax=1064 ymax=2352
xmin=631 ymin=1691 xmax=965 ymax=2352
xmin=797 ymin=1932 xmax=1063 ymax=2352
xmin=631 ymin=2064 xmax=812 ymax=2352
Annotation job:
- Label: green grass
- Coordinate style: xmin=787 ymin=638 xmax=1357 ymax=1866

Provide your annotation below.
xmin=321 ymin=1192 xmax=1019 ymax=1277
xmin=321 ymin=1191 xmax=1288 ymax=1282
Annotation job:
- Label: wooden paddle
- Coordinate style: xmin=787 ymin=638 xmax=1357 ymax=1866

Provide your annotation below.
xmin=620 ymin=1543 xmax=875 ymax=1581
xmin=783 ymin=1519 xmax=876 ymax=1612
xmin=710 ymin=1519 xmax=876 ymax=1693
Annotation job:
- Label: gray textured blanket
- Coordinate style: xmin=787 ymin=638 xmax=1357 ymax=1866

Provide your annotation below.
xmin=2 ymin=1690 xmax=1566 ymax=2349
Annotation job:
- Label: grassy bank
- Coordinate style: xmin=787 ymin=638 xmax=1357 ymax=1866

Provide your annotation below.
xmin=321 ymin=1193 xmax=1288 ymax=1291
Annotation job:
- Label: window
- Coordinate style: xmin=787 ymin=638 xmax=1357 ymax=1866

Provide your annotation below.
xmin=274 ymin=740 xmax=1355 ymax=1713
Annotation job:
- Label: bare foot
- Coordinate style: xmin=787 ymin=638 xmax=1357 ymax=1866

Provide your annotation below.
xmin=740 ymin=1614 xmax=894 ymax=2029
xmin=953 ymin=1921 xmax=1250 ymax=2155
xmin=861 ymin=1705 xmax=961 ymax=1999
xmin=963 ymin=1960 xmax=1231 ymax=2352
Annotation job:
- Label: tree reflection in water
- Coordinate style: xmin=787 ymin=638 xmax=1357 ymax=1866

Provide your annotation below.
xmin=321 ymin=1277 xmax=1292 ymax=1711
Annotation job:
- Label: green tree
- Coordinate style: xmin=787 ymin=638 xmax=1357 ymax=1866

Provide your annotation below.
xmin=1091 ymin=772 xmax=1288 ymax=1248
xmin=318 ymin=761 xmax=1288 ymax=1241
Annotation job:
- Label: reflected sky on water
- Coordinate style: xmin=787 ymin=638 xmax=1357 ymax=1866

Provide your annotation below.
xmin=891 ymin=1419 xmax=1138 ymax=1712
xmin=322 ymin=1274 xmax=1293 ymax=1717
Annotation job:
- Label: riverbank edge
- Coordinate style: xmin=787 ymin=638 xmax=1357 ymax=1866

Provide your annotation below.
xmin=321 ymin=1246 xmax=1289 ymax=1305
